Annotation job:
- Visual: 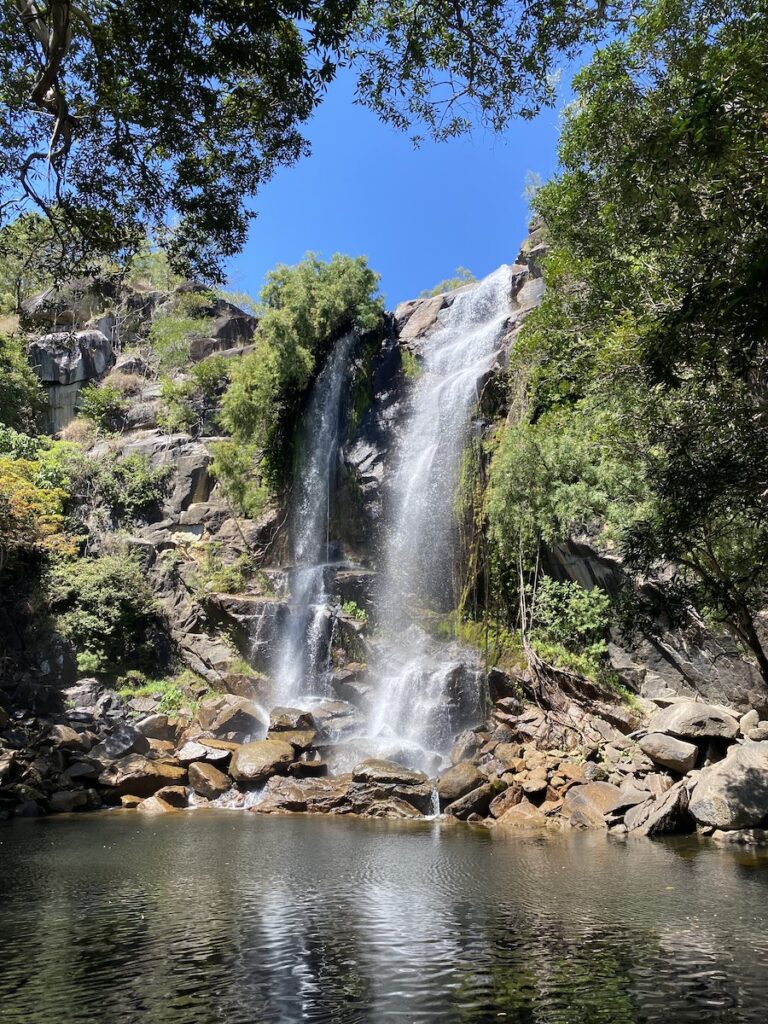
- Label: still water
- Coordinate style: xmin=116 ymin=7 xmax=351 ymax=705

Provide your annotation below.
xmin=1 ymin=812 xmax=767 ymax=1024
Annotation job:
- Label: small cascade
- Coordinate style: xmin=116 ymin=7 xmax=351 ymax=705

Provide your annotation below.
xmin=271 ymin=332 xmax=356 ymax=703
xmin=366 ymin=267 xmax=513 ymax=769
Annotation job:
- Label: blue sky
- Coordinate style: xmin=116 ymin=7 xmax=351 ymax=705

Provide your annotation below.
xmin=224 ymin=70 xmax=565 ymax=309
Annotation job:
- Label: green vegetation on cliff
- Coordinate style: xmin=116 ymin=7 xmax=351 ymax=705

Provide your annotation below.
xmin=487 ymin=0 xmax=768 ymax=681
xmin=213 ymin=253 xmax=383 ymax=514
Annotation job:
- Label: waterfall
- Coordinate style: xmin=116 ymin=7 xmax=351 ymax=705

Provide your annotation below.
xmin=366 ymin=266 xmax=513 ymax=768
xmin=271 ymin=331 xmax=356 ymax=703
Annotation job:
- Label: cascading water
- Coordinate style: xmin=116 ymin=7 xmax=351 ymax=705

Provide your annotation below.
xmin=271 ymin=331 xmax=356 ymax=703
xmin=366 ymin=266 xmax=513 ymax=769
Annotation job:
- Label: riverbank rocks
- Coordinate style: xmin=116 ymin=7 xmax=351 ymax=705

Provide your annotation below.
xmin=689 ymin=741 xmax=768 ymax=829
xmin=228 ymin=739 xmax=295 ymax=784
xmin=648 ymin=701 xmax=739 ymax=741
xmin=189 ymin=761 xmax=229 ymax=799
xmin=563 ymin=782 xmax=621 ymax=829
xmin=639 ymin=733 xmax=698 ymax=774
xmin=436 ymin=762 xmax=484 ymax=807
xmin=98 ymin=755 xmax=187 ymax=797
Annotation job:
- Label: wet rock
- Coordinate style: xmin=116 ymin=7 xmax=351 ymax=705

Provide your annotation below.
xmin=91 ymin=725 xmax=150 ymax=761
xmin=494 ymin=799 xmax=548 ymax=829
xmin=0 ymin=751 xmax=16 ymax=783
xmin=563 ymin=782 xmax=622 ymax=829
xmin=689 ymin=740 xmax=768 ymax=830
xmin=135 ymin=714 xmax=178 ymax=742
xmin=98 ymin=754 xmax=187 ymax=796
xmin=488 ymin=783 xmax=524 ymax=818
xmin=648 ymin=701 xmax=739 ymax=741
xmin=228 ymin=739 xmax=295 ymax=784
xmin=206 ymin=697 xmax=268 ymax=740
xmin=120 ymin=795 xmax=142 ymax=808
xmin=639 ymin=733 xmax=698 ymax=774
xmin=450 ymin=730 xmax=485 ymax=765
xmin=436 ymin=762 xmax=484 ymax=808
xmin=268 ymin=707 xmax=316 ymax=732
xmin=624 ymin=780 xmax=693 ymax=836
xmin=444 ymin=783 xmax=495 ymax=820
xmin=61 ymin=760 xmax=99 ymax=784
xmin=288 ymin=759 xmax=329 ymax=778
xmin=137 ymin=794 xmax=178 ymax=814
xmin=188 ymin=761 xmax=229 ymax=799
xmin=256 ymin=774 xmax=353 ymax=814
xmin=154 ymin=785 xmax=189 ymax=808
xmin=266 ymin=729 xmax=316 ymax=752
xmin=351 ymin=759 xmax=429 ymax=788
xmin=49 ymin=790 xmax=90 ymax=813
xmin=711 ymin=828 xmax=768 ymax=846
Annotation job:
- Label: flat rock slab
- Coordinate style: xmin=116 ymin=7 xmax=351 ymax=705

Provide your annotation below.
xmin=689 ymin=740 xmax=768 ymax=829
xmin=639 ymin=733 xmax=698 ymax=774
xmin=351 ymin=759 xmax=428 ymax=788
xmin=648 ymin=702 xmax=739 ymax=741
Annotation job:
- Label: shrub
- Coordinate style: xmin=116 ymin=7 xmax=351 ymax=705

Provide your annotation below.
xmin=341 ymin=599 xmax=367 ymax=623
xmin=400 ymin=349 xmax=421 ymax=380
xmin=530 ymin=576 xmax=611 ymax=663
xmin=0 ymin=332 xmax=45 ymax=430
xmin=420 ymin=267 xmax=476 ymax=298
xmin=59 ymin=417 xmax=97 ymax=446
xmin=0 ymin=455 xmax=74 ymax=573
xmin=158 ymin=356 xmax=230 ymax=435
xmin=78 ymin=383 xmax=128 ymax=433
xmin=48 ymin=551 xmax=166 ymax=674
xmin=218 ymin=253 xmax=383 ymax=506
xmin=102 ymin=369 xmax=144 ymax=396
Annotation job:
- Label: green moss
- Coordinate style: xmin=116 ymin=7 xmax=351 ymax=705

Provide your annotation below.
xmin=400 ymin=348 xmax=422 ymax=381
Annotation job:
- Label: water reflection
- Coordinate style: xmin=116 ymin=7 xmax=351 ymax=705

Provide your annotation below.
xmin=0 ymin=813 xmax=767 ymax=1023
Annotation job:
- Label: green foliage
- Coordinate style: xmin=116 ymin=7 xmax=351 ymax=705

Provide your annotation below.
xmin=158 ymin=356 xmax=230 ymax=435
xmin=218 ymin=254 xmax=383 ymax=508
xmin=0 ymin=213 xmax=54 ymax=312
xmin=148 ymin=314 xmax=211 ymax=372
xmin=400 ymin=349 xmax=422 ymax=380
xmin=48 ymin=552 xmax=165 ymax=674
xmin=341 ymin=599 xmax=367 ymax=623
xmin=530 ymin=577 xmax=611 ymax=663
xmin=209 ymin=440 xmax=270 ymax=519
xmin=0 ymin=333 xmax=45 ymax=431
xmin=191 ymin=544 xmax=255 ymax=596
xmin=2 ymin=1 xmax=639 ymax=281
xmin=90 ymin=454 xmax=173 ymax=525
xmin=124 ymin=243 xmax=182 ymax=292
xmin=420 ymin=267 xmax=476 ymax=298
xmin=78 ymin=384 xmax=128 ymax=433
xmin=487 ymin=0 xmax=768 ymax=678
xmin=116 ymin=668 xmax=208 ymax=714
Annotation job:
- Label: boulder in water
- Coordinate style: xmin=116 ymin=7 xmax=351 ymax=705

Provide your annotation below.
xmin=189 ymin=761 xmax=230 ymax=799
xmin=689 ymin=740 xmax=768 ymax=829
xmin=97 ymin=754 xmax=186 ymax=796
xmin=624 ymin=780 xmax=693 ymax=836
xmin=562 ymin=782 xmax=622 ymax=829
xmin=444 ymin=783 xmax=495 ymax=820
xmin=351 ymin=759 xmax=428 ymax=788
xmin=229 ymin=739 xmax=295 ymax=784
xmin=436 ymin=762 xmax=484 ymax=808
xmin=255 ymin=774 xmax=353 ymax=814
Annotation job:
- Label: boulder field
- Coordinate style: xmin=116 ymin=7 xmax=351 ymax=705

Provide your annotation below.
xmin=2 ymin=677 xmax=767 ymax=846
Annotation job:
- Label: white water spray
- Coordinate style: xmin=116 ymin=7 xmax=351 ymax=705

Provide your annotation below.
xmin=271 ymin=332 xmax=356 ymax=703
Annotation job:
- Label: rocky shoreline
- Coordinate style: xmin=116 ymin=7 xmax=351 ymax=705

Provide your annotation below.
xmin=2 ymin=675 xmax=767 ymax=847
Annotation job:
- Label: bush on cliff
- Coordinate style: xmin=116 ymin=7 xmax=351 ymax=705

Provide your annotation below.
xmin=48 ymin=551 xmax=167 ymax=675
xmin=215 ymin=253 xmax=383 ymax=511
xmin=0 ymin=333 xmax=45 ymax=432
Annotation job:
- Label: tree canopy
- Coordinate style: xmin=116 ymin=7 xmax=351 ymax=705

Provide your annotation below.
xmin=2 ymin=0 xmax=659 ymax=282
xmin=487 ymin=0 xmax=768 ymax=680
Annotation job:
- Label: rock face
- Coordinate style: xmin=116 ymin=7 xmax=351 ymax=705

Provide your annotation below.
xmin=188 ymin=761 xmax=230 ymax=799
xmin=689 ymin=741 xmax=768 ymax=829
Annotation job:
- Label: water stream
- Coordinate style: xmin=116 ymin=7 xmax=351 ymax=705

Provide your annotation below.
xmin=270 ymin=332 xmax=356 ymax=704
xmin=365 ymin=267 xmax=512 ymax=767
